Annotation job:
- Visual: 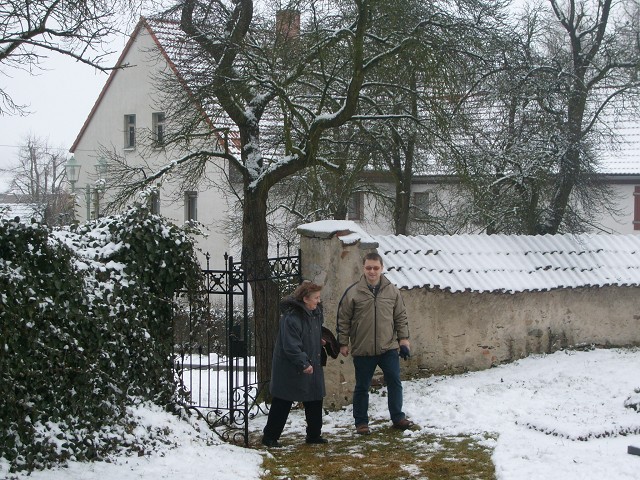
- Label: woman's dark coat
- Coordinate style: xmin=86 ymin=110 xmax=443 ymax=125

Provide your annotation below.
xmin=269 ymin=296 xmax=326 ymax=402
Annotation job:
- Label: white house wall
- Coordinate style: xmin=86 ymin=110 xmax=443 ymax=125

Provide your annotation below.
xmin=354 ymin=182 xmax=481 ymax=235
xmin=353 ymin=180 xmax=639 ymax=235
xmin=71 ymin=25 xmax=233 ymax=268
xmin=595 ymin=182 xmax=637 ymax=234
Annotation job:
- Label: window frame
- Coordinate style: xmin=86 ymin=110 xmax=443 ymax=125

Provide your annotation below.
xmin=412 ymin=191 xmax=431 ymax=221
xmin=124 ymin=114 xmax=136 ymax=149
xmin=152 ymin=112 xmax=166 ymax=147
xmin=185 ymin=191 xmax=198 ymax=222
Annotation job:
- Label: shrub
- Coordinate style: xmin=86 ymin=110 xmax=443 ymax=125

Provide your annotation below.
xmin=0 ymin=206 xmax=203 ymax=472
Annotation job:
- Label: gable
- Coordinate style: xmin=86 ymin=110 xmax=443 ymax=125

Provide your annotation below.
xmin=70 ymin=18 xmax=153 ymax=153
xmin=70 ymin=17 xmax=239 ymax=155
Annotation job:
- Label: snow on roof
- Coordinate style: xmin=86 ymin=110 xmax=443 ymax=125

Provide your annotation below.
xmin=597 ymin=114 xmax=640 ymax=175
xmin=375 ymin=233 xmax=640 ymax=293
xmin=297 ymin=221 xmax=640 ymax=293
xmin=0 ymin=203 xmax=43 ymax=222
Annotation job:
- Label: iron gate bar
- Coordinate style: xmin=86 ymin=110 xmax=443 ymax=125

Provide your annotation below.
xmin=174 ymin=247 xmax=301 ymax=447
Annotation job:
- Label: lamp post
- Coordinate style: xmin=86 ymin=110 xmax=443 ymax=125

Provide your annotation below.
xmin=65 ymin=156 xmax=81 ymax=192
xmin=95 ymin=157 xmax=108 ymax=178
xmin=64 ymin=156 xmax=110 ymax=221
xmin=91 ymin=158 xmax=108 ymax=219
xmin=63 ymin=156 xmax=82 ymax=223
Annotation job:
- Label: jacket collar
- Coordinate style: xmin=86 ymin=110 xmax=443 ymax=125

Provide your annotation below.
xmin=358 ymin=273 xmax=390 ymax=291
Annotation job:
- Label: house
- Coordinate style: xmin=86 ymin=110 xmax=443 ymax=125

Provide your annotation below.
xmin=595 ymin=118 xmax=640 ymax=233
xmin=69 ymin=17 xmax=239 ymax=267
xmin=351 ymin=118 xmax=640 ymax=236
xmin=296 ymin=220 xmax=640 ymax=408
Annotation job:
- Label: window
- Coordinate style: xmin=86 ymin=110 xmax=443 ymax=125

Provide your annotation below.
xmin=634 ymin=186 xmax=640 ymax=230
xmin=152 ymin=112 xmax=165 ymax=147
xmin=149 ymin=190 xmax=160 ymax=215
xmin=413 ymin=191 xmax=430 ymax=221
xmin=228 ymin=162 xmax=243 ymax=184
xmin=124 ymin=114 xmax=136 ymax=148
xmin=185 ymin=191 xmax=198 ymax=222
xmin=347 ymin=192 xmax=363 ymax=221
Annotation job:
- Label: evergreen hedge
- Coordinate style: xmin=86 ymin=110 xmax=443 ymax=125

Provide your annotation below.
xmin=0 ymin=206 xmax=203 ymax=472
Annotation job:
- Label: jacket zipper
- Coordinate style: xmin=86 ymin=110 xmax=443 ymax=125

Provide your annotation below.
xmin=373 ymin=290 xmax=378 ymax=354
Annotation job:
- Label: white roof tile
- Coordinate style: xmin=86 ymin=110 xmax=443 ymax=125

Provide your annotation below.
xmin=598 ymin=115 xmax=640 ymax=175
xmin=373 ymin=233 xmax=640 ymax=293
xmin=0 ymin=203 xmax=43 ymax=222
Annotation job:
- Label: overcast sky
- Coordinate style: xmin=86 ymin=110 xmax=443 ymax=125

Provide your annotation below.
xmin=0 ymin=44 xmax=128 ymax=192
xmin=0 ymin=5 xmax=146 ymax=192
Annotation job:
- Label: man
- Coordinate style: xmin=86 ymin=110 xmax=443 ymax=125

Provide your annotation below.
xmin=337 ymin=252 xmax=414 ymax=435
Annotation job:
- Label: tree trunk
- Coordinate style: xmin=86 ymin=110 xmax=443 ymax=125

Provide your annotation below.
xmin=392 ymin=71 xmax=417 ymax=235
xmin=538 ymin=91 xmax=586 ymax=234
xmin=242 ymin=185 xmax=280 ymax=390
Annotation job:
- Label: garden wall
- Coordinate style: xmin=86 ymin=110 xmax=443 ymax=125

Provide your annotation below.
xmin=298 ymin=224 xmax=640 ymax=409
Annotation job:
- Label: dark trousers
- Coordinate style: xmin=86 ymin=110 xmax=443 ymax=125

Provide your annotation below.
xmin=263 ymin=397 xmax=323 ymax=440
xmin=352 ymin=349 xmax=404 ymax=426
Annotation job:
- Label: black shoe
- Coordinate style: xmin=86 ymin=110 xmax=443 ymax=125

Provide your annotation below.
xmin=261 ymin=436 xmax=282 ymax=448
xmin=305 ymin=436 xmax=328 ymax=444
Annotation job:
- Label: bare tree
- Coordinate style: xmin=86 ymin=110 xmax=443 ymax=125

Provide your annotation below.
xmin=1 ymin=135 xmax=73 ymax=225
xmin=451 ymin=0 xmax=640 ymax=234
xmin=268 ymin=122 xmax=381 ymax=239
xmin=537 ymin=0 xmax=640 ymax=233
xmin=262 ymin=0 xmax=510 ymax=238
xmin=103 ymin=0 xmax=437 ymax=383
xmin=0 ymin=0 xmax=147 ymax=115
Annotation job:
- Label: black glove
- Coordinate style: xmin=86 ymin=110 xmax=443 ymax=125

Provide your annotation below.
xmin=399 ymin=345 xmax=410 ymax=360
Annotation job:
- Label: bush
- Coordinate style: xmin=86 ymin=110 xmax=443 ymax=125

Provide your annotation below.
xmin=0 ymin=206 xmax=203 ymax=472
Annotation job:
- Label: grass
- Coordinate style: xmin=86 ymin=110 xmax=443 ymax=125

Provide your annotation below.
xmin=255 ymin=421 xmax=496 ymax=480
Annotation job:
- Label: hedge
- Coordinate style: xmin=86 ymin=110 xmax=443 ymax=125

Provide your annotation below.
xmin=0 ymin=206 xmax=203 ymax=472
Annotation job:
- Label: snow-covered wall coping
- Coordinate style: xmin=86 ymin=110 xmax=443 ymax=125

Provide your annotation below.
xmin=297 ymin=220 xmax=378 ymax=248
xmin=298 ymin=222 xmax=640 ymax=294
xmin=375 ymin=233 xmax=640 ymax=293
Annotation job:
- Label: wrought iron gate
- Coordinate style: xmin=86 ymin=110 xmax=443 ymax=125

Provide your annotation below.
xmin=173 ymin=247 xmax=301 ymax=446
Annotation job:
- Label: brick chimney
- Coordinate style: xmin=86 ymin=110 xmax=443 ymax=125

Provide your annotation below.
xmin=275 ymin=9 xmax=300 ymax=40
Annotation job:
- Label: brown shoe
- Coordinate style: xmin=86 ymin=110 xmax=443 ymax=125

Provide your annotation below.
xmin=356 ymin=424 xmax=371 ymax=435
xmin=392 ymin=418 xmax=415 ymax=430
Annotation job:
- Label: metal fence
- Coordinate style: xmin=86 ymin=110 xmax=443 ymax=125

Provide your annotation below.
xmin=174 ymin=247 xmax=301 ymax=445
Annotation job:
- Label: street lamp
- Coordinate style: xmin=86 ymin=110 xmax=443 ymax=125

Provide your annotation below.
xmin=95 ymin=157 xmax=108 ymax=179
xmin=65 ymin=156 xmax=81 ymax=192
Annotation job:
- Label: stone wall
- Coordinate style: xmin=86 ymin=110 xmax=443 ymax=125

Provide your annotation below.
xmin=298 ymin=224 xmax=640 ymax=410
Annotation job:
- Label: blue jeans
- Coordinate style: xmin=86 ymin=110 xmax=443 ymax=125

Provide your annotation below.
xmin=352 ymin=349 xmax=404 ymax=426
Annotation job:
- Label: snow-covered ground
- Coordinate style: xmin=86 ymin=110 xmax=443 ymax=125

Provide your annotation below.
xmin=2 ymin=347 xmax=639 ymax=479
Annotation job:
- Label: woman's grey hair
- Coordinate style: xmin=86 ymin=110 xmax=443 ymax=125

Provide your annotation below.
xmin=292 ymin=280 xmax=322 ymax=302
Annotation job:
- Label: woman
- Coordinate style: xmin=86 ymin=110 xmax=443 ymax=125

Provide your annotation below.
xmin=261 ymin=280 xmax=327 ymax=447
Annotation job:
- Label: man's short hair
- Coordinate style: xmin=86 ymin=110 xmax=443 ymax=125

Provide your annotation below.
xmin=362 ymin=252 xmax=383 ymax=266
